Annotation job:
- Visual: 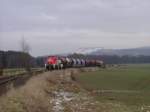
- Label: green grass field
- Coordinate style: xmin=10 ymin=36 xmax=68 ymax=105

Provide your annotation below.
xmin=76 ymin=64 xmax=150 ymax=111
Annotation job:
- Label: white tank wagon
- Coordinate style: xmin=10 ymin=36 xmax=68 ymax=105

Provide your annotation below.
xmin=81 ymin=59 xmax=86 ymax=67
xmin=72 ymin=58 xmax=78 ymax=67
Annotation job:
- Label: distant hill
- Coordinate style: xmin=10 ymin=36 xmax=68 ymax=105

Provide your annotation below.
xmin=91 ymin=47 xmax=150 ymax=56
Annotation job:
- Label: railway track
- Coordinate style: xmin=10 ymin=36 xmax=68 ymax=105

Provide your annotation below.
xmin=0 ymin=75 xmax=18 ymax=85
xmin=0 ymin=69 xmax=45 ymax=86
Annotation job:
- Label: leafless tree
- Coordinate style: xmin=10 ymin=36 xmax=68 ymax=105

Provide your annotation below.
xmin=0 ymin=39 xmax=3 ymax=76
xmin=21 ymin=37 xmax=30 ymax=54
xmin=20 ymin=37 xmax=31 ymax=72
xmin=0 ymin=56 xmax=3 ymax=76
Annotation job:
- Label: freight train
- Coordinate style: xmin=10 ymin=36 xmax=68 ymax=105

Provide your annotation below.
xmin=45 ymin=56 xmax=105 ymax=70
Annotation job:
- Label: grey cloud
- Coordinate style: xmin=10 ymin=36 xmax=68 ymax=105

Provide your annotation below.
xmin=0 ymin=0 xmax=150 ymax=56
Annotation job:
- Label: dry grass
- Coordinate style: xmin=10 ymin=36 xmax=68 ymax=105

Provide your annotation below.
xmin=0 ymin=71 xmax=52 ymax=112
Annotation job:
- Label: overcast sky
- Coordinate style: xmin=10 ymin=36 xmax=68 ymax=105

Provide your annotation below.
xmin=0 ymin=0 xmax=150 ymax=56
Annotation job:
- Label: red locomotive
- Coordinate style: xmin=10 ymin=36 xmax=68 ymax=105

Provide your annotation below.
xmin=45 ymin=56 xmax=63 ymax=70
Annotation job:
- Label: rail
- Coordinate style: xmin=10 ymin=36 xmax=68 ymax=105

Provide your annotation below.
xmin=0 ymin=69 xmax=45 ymax=86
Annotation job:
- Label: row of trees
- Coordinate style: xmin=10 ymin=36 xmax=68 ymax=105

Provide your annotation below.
xmin=0 ymin=38 xmax=31 ymax=76
xmin=69 ymin=53 xmax=150 ymax=64
xmin=86 ymin=55 xmax=150 ymax=64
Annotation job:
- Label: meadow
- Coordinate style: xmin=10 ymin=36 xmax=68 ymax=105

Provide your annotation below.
xmin=76 ymin=64 xmax=150 ymax=111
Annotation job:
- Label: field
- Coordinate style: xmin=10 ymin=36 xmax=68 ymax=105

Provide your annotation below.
xmin=76 ymin=64 xmax=150 ymax=111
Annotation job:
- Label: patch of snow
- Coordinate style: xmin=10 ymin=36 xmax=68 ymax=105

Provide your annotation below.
xmin=75 ymin=47 xmax=103 ymax=54
xmin=50 ymin=90 xmax=75 ymax=112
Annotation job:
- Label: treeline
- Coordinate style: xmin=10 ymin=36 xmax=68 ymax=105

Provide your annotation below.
xmin=68 ymin=53 xmax=150 ymax=64
xmin=0 ymin=51 xmax=38 ymax=68
xmin=85 ymin=55 xmax=150 ymax=64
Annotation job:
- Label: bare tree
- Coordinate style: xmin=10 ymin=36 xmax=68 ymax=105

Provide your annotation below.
xmin=20 ymin=37 xmax=31 ymax=72
xmin=0 ymin=54 xmax=3 ymax=76
xmin=21 ymin=37 xmax=30 ymax=53
xmin=0 ymin=39 xmax=3 ymax=76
